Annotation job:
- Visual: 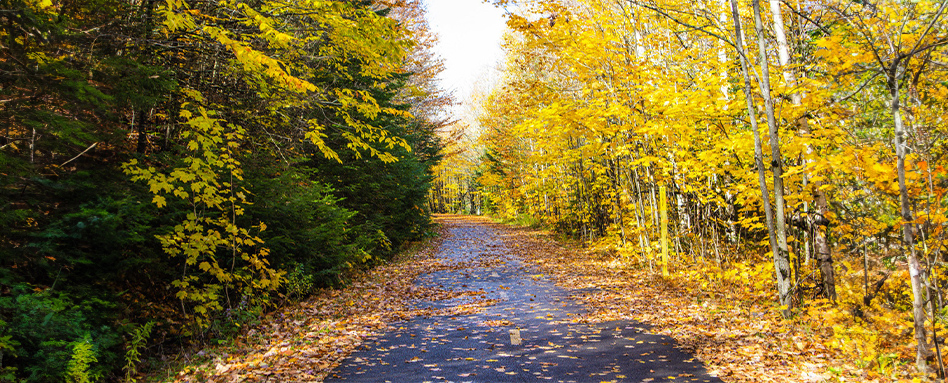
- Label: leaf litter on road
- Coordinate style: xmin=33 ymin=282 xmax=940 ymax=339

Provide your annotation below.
xmin=488 ymin=220 xmax=898 ymax=382
xmin=158 ymin=222 xmax=501 ymax=382
xmin=159 ymin=215 xmax=845 ymax=383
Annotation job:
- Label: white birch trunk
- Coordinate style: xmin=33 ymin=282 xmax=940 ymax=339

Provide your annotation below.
xmin=752 ymin=0 xmax=792 ymax=314
xmin=729 ymin=0 xmax=785 ymax=315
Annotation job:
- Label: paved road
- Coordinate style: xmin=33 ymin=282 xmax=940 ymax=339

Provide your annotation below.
xmin=327 ymin=216 xmax=723 ymax=383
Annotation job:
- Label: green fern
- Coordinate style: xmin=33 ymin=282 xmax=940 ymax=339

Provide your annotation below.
xmin=0 ymin=322 xmax=18 ymax=382
xmin=123 ymin=322 xmax=155 ymax=383
xmin=65 ymin=336 xmax=98 ymax=383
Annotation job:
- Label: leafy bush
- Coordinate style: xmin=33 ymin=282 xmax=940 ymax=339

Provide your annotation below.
xmin=242 ymin=162 xmax=378 ymax=287
xmin=0 ymin=169 xmax=170 ymax=383
xmin=0 ymin=289 xmax=122 ymax=383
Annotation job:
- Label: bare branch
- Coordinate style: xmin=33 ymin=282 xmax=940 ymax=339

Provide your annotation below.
xmin=59 ymin=142 xmax=98 ymax=167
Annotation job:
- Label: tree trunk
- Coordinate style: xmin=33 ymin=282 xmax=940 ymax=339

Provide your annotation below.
xmin=752 ymin=0 xmax=792 ymax=313
xmin=729 ymin=0 xmax=785 ymax=315
xmin=611 ymin=156 xmax=628 ymax=245
xmin=768 ymin=0 xmax=836 ymax=301
xmin=632 ymin=166 xmax=651 ymax=258
xmin=891 ymin=77 xmax=933 ymax=371
xmin=718 ymin=0 xmax=739 ymax=246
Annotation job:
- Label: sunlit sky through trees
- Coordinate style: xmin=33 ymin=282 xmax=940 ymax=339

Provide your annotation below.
xmin=423 ymin=0 xmax=508 ymax=114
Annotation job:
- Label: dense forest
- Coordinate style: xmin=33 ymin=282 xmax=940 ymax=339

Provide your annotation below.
xmin=432 ymin=0 xmax=948 ymax=376
xmin=0 ymin=0 xmax=450 ymax=381
xmin=8 ymin=0 xmax=948 ymax=380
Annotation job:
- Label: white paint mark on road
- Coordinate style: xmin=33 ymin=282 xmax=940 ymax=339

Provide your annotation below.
xmin=509 ymin=329 xmax=521 ymax=345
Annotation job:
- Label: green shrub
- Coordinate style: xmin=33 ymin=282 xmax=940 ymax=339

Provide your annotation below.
xmin=281 ymin=264 xmax=317 ymax=302
xmin=0 ymin=290 xmax=121 ymax=383
xmin=0 ymin=171 xmax=163 ymax=383
xmin=122 ymin=322 xmax=155 ymax=383
xmin=242 ymin=162 xmax=377 ymax=287
xmin=0 ymin=319 xmax=19 ymax=381
xmin=65 ymin=336 xmax=98 ymax=383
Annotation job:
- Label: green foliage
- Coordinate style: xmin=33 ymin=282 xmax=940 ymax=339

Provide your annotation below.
xmin=281 ymin=265 xmax=317 ymax=302
xmin=0 ymin=166 xmax=164 ymax=382
xmin=241 ymin=163 xmax=370 ymax=287
xmin=307 ymin=75 xmax=440 ymax=254
xmin=104 ymin=58 xmax=177 ymax=112
xmin=214 ymin=303 xmax=264 ymax=342
xmin=123 ymin=322 xmax=155 ymax=383
xmin=0 ymin=290 xmax=121 ymax=383
xmin=65 ymin=336 xmax=98 ymax=383
xmin=0 ymin=320 xmax=19 ymax=382
xmin=0 ymin=0 xmax=444 ymax=380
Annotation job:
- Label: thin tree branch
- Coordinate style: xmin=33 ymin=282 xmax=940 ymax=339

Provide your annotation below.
xmin=903 ymin=0 xmax=948 ymax=60
xmin=831 ymin=71 xmax=883 ymax=104
xmin=630 ymin=0 xmax=739 ymax=53
xmin=59 ymin=142 xmax=98 ymax=167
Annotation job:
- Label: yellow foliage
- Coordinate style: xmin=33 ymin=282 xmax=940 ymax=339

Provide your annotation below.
xmin=443 ymin=0 xmax=948 ymax=378
xmin=124 ymin=91 xmax=284 ymax=326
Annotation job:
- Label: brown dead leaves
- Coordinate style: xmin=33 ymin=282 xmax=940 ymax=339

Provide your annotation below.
xmin=484 ymin=219 xmax=921 ymax=383
xmin=158 ymin=217 xmax=513 ymax=383
xmin=160 ymin=226 xmax=467 ymax=382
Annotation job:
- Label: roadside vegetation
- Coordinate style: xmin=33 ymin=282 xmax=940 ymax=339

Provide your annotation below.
xmin=0 ymin=0 xmax=449 ymax=381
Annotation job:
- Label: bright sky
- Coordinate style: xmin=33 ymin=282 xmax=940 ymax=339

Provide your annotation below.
xmin=423 ymin=0 xmax=509 ymax=108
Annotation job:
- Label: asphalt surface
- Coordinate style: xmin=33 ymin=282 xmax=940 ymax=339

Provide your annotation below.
xmin=327 ymin=216 xmax=723 ymax=383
